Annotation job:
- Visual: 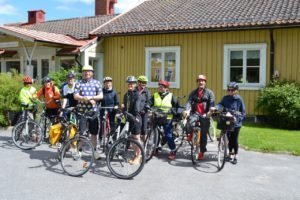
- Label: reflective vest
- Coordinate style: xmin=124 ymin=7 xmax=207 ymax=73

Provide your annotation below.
xmin=153 ymin=92 xmax=173 ymax=119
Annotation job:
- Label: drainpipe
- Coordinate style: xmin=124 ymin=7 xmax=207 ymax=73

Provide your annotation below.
xmin=269 ymin=29 xmax=275 ymax=81
xmin=75 ymin=55 xmax=83 ymax=68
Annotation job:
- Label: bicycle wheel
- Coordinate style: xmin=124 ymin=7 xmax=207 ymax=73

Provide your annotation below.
xmin=190 ymin=128 xmax=201 ymax=165
xmin=61 ymin=136 xmax=94 ymax=177
xmin=106 ymin=138 xmax=146 ymax=179
xmin=144 ymin=128 xmax=157 ymax=162
xmin=38 ymin=114 xmax=51 ymax=140
xmin=12 ymin=120 xmax=43 ymax=150
xmin=217 ymin=133 xmax=227 ymax=171
xmin=208 ymin=117 xmax=216 ymax=142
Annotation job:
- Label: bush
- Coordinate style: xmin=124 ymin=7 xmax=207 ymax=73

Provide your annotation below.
xmin=256 ymin=80 xmax=300 ymax=129
xmin=0 ymin=71 xmax=23 ymax=126
xmin=49 ymin=67 xmax=81 ymax=89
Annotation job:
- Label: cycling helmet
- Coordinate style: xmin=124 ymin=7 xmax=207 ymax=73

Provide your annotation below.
xmin=42 ymin=76 xmax=51 ymax=84
xmin=103 ymin=76 xmax=113 ymax=83
xmin=196 ymin=74 xmax=207 ymax=81
xmin=126 ymin=76 xmax=137 ymax=83
xmin=158 ymin=80 xmax=170 ymax=88
xmin=82 ymin=65 xmax=93 ymax=71
xmin=23 ymin=76 xmax=33 ymax=84
xmin=66 ymin=72 xmax=75 ymax=78
xmin=227 ymin=82 xmax=239 ymax=90
xmin=137 ymin=75 xmax=148 ymax=82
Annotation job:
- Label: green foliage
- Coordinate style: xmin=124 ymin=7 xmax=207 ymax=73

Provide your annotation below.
xmin=48 ymin=67 xmax=81 ymax=88
xmin=0 ymin=70 xmax=23 ymax=126
xmin=239 ymin=123 xmax=300 ymax=156
xmin=256 ymin=81 xmax=300 ymax=129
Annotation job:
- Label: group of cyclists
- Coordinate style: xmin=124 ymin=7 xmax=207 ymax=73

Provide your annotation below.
xmin=19 ymin=64 xmax=246 ymax=165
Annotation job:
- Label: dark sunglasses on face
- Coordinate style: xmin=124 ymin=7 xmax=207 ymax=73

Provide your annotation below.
xmin=138 ymin=81 xmax=147 ymax=84
xmin=227 ymin=88 xmax=235 ymax=92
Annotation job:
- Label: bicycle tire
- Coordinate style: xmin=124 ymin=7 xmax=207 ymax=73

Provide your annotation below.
xmin=190 ymin=129 xmax=201 ymax=165
xmin=217 ymin=133 xmax=227 ymax=171
xmin=208 ymin=117 xmax=216 ymax=142
xmin=173 ymin=121 xmax=185 ymax=152
xmin=144 ymin=128 xmax=157 ymax=162
xmin=106 ymin=138 xmax=146 ymax=179
xmin=12 ymin=120 xmax=43 ymax=150
xmin=60 ymin=136 xmax=94 ymax=177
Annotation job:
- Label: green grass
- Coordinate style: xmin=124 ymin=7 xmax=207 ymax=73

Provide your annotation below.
xmin=237 ymin=123 xmax=300 ymax=156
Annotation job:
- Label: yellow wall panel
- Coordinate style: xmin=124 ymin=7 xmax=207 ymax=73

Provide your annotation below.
xmin=103 ymin=28 xmax=300 ymax=115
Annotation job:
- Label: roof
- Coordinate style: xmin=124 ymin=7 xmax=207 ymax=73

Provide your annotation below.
xmin=91 ymin=0 xmax=300 ymax=36
xmin=20 ymin=15 xmax=115 ymax=40
xmin=0 ymin=26 xmax=89 ymax=46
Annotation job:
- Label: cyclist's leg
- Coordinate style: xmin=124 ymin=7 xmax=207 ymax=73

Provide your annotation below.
xmin=199 ymin=117 xmax=209 ymax=153
xmin=140 ymin=113 xmax=148 ymax=144
xmin=163 ymin=120 xmax=175 ymax=149
xmin=88 ymin=117 xmax=100 ymax=149
xmin=129 ymin=117 xmax=142 ymax=163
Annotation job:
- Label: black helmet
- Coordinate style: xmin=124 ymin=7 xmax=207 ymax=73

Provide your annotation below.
xmin=66 ymin=72 xmax=75 ymax=78
xmin=227 ymin=82 xmax=239 ymax=90
xmin=42 ymin=76 xmax=52 ymax=84
xmin=126 ymin=76 xmax=137 ymax=83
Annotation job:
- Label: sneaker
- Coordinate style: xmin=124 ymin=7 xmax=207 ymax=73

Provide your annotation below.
xmin=186 ymin=134 xmax=192 ymax=142
xmin=225 ymin=155 xmax=231 ymax=162
xmin=232 ymin=158 xmax=237 ymax=165
xmin=197 ymin=152 xmax=204 ymax=160
xmin=94 ymin=151 xmax=101 ymax=160
xmin=72 ymin=151 xmax=82 ymax=161
xmin=168 ymin=151 xmax=176 ymax=160
xmin=128 ymin=156 xmax=141 ymax=165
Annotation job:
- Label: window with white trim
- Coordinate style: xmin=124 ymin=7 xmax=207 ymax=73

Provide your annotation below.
xmin=223 ymin=44 xmax=267 ymax=90
xmin=145 ymin=46 xmax=180 ymax=88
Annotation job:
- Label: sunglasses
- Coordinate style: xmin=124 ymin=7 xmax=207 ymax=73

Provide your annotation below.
xmin=138 ymin=81 xmax=147 ymax=84
xmin=227 ymin=89 xmax=235 ymax=92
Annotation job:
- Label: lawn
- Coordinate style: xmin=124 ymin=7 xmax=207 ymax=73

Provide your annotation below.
xmin=238 ymin=123 xmax=300 ymax=156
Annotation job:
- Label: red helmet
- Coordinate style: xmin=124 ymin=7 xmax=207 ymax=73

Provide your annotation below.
xmin=23 ymin=76 xmax=33 ymax=83
xmin=158 ymin=80 xmax=170 ymax=88
xmin=196 ymin=74 xmax=207 ymax=81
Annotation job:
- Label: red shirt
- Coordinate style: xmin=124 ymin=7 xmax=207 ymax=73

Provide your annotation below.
xmin=195 ymin=89 xmax=205 ymax=115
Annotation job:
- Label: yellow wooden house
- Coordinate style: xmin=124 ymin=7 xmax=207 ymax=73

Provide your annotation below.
xmin=91 ymin=0 xmax=300 ymax=115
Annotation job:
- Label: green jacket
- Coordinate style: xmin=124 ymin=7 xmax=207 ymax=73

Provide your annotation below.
xmin=19 ymin=86 xmax=37 ymax=108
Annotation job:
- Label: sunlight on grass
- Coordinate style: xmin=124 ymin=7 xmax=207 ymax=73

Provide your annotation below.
xmin=239 ymin=123 xmax=300 ymax=156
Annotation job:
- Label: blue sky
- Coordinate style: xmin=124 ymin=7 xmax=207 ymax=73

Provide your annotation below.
xmin=0 ymin=0 xmax=141 ymax=25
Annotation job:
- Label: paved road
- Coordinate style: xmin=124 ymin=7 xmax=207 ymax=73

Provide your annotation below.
xmin=0 ymin=128 xmax=300 ymax=200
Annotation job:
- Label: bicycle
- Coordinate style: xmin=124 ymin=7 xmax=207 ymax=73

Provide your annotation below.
xmin=59 ymin=108 xmax=95 ymax=177
xmin=12 ymin=103 xmax=43 ymax=150
xmin=106 ymin=111 xmax=146 ymax=179
xmin=208 ymin=116 xmax=216 ymax=142
xmin=98 ymin=106 xmax=118 ymax=154
xmin=213 ymin=109 xmax=240 ymax=171
xmin=145 ymin=105 xmax=186 ymax=162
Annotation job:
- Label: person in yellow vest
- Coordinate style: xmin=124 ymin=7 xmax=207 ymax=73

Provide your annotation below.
xmin=150 ymin=80 xmax=179 ymax=160
xmin=19 ymin=76 xmax=37 ymax=119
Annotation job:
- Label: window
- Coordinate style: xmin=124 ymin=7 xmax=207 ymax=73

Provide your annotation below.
xmin=6 ymin=61 xmax=20 ymax=73
xmin=41 ymin=59 xmax=49 ymax=78
xmin=60 ymin=58 xmax=76 ymax=70
xmin=145 ymin=46 xmax=180 ymax=88
xmin=224 ymin=44 xmax=267 ymax=90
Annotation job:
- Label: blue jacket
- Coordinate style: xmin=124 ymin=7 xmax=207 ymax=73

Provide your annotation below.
xmin=216 ymin=95 xmax=246 ymax=127
xmin=101 ymin=88 xmax=119 ymax=113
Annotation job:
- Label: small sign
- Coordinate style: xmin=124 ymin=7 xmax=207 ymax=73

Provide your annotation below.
xmin=0 ymin=41 xmax=19 ymax=48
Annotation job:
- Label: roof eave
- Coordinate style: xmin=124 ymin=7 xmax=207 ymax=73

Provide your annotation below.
xmin=0 ymin=27 xmax=35 ymax=42
xmin=93 ymin=23 xmax=300 ymax=37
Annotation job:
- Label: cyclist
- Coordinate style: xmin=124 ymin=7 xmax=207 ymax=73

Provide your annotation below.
xmin=100 ymin=76 xmax=119 ymax=139
xmin=19 ymin=76 xmax=37 ymax=119
xmin=122 ymin=76 xmax=142 ymax=164
xmin=136 ymin=75 xmax=151 ymax=144
xmin=62 ymin=72 xmax=77 ymax=109
xmin=74 ymin=65 xmax=103 ymax=160
xmin=150 ymin=80 xmax=179 ymax=160
xmin=185 ymin=74 xmax=215 ymax=160
xmin=211 ymin=82 xmax=245 ymax=164
xmin=34 ymin=76 xmax=61 ymax=117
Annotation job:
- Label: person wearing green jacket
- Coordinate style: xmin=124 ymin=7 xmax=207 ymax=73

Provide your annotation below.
xmin=19 ymin=76 xmax=37 ymax=118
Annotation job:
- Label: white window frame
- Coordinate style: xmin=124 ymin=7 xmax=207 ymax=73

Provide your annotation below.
xmin=145 ymin=46 xmax=180 ymax=88
xmin=223 ymin=43 xmax=267 ymax=90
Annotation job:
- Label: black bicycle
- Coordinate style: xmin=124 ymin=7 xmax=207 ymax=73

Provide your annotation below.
xmin=106 ymin=111 xmax=146 ymax=179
